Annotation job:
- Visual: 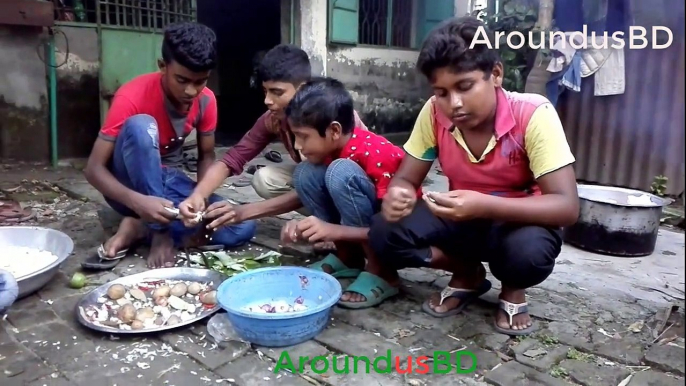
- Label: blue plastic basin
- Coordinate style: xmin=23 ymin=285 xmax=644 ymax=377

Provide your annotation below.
xmin=216 ymin=266 xmax=342 ymax=347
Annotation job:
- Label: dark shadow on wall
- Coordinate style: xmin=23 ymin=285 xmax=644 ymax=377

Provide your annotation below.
xmin=197 ymin=0 xmax=281 ymax=145
xmin=57 ymin=74 xmax=100 ymax=158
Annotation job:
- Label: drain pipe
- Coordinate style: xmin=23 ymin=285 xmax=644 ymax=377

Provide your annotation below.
xmin=290 ymin=0 xmax=295 ymax=44
xmin=46 ymin=29 xmax=58 ymax=167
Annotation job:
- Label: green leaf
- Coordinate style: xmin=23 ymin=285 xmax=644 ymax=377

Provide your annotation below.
xmin=243 ymin=260 xmax=262 ymax=270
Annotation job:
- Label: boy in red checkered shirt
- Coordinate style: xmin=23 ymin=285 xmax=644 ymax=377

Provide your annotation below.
xmin=280 ymin=77 xmax=420 ymax=308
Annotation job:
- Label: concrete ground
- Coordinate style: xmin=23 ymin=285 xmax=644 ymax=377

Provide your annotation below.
xmin=1 ymin=148 xmax=684 ymax=386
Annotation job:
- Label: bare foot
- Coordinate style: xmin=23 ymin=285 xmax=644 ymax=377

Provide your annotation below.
xmin=426 ymin=264 xmax=486 ymax=314
xmin=148 ymin=231 xmax=177 ymax=268
xmin=103 ymin=217 xmax=146 ymax=257
xmin=495 ymin=287 xmax=533 ymax=332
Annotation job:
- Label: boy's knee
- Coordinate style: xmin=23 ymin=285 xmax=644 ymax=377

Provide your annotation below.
xmin=324 ymin=158 xmax=367 ymax=192
xmin=212 ymin=220 xmax=256 ymax=247
xmin=0 ymin=269 xmax=19 ymax=314
xmin=490 ymin=227 xmax=561 ymax=289
xmin=252 ymin=166 xmax=291 ymax=199
xmin=292 ymin=162 xmax=326 ymax=193
xmin=232 ymin=220 xmax=257 ymax=243
xmin=121 ymin=114 xmax=159 ymax=148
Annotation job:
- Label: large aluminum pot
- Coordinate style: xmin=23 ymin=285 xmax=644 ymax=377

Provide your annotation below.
xmin=563 ymin=184 xmax=673 ymax=257
xmin=0 ymin=226 xmax=74 ymax=299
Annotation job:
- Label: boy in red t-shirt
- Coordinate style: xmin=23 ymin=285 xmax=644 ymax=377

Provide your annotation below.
xmin=280 ymin=77 xmax=419 ymax=308
xmin=82 ymin=22 xmax=255 ymax=271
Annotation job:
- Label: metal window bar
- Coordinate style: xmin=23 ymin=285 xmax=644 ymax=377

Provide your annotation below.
xmin=359 ymin=0 xmax=413 ymax=48
xmin=53 ymin=0 xmax=99 ymax=23
xmin=96 ymin=0 xmax=195 ymax=31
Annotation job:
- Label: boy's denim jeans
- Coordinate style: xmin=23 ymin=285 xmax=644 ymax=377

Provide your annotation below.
xmin=106 ymin=114 xmax=256 ymax=248
xmin=0 ymin=269 xmax=18 ymax=315
xmin=292 ymin=159 xmax=379 ymax=227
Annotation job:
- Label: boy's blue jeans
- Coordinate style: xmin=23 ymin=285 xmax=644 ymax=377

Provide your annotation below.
xmin=0 ymin=269 xmax=18 ymax=315
xmin=293 ymin=159 xmax=379 ymax=228
xmin=106 ymin=114 xmax=256 ymax=248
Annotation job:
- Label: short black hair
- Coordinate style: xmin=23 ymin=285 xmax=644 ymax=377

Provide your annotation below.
xmin=162 ymin=22 xmax=217 ymax=72
xmin=285 ymin=77 xmax=355 ymax=137
xmin=416 ymin=16 xmax=500 ymax=81
xmin=256 ymin=44 xmax=312 ymax=85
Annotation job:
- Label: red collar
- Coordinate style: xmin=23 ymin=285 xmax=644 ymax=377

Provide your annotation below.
xmin=433 ymin=87 xmax=516 ymax=139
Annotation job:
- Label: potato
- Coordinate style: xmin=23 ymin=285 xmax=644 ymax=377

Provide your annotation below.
xmin=199 ymin=290 xmax=217 ymax=305
xmin=107 ymin=284 xmax=126 ymax=300
xmin=154 ymin=296 xmax=168 ymax=307
xmin=187 ymin=282 xmax=202 ymax=295
xmin=135 ymin=307 xmax=155 ymax=322
xmin=154 ymin=316 xmax=165 ymax=326
xmin=166 ymin=315 xmax=181 ymax=326
xmin=117 ymin=304 xmax=136 ymax=324
xmin=131 ymin=320 xmax=145 ymax=330
xmin=170 ymin=283 xmax=188 ymax=297
xmin=153 ymin=285 xmax=171 ymax=299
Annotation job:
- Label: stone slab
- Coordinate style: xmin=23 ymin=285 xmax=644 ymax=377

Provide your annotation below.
xmin=557 ymin=359 xmax=631 ymax=386
xmin=484 ymin=361 xmax=572 ymax=386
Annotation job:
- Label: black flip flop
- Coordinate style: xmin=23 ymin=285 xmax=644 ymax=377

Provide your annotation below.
xmin=264 ymin=150 xmax=282 ymax=163
xmin=246 ymin=164 xmax=266 ymax=175
xmin=81 ymin=244 xmax=129 ymax=271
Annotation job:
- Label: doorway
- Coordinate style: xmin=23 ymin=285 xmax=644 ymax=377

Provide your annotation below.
xmin=197 ymin=0 xmax=282 ymax=145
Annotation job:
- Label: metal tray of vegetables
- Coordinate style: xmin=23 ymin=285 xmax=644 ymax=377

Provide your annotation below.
xmin=75 ymin=267 xmax=226 ymax=334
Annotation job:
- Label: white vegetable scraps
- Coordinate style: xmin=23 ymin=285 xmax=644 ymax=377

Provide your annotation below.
xmin=0 ymin=246 xmax=59 ymax=279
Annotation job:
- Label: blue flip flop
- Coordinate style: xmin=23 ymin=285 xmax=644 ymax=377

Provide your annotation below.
xmin=308 ymin=253 xmax=361 ymax=279
xmin=337 ymin=272 xmax=400 ymax=309
xmin=421 ymin=280 xmax=492 ymax=318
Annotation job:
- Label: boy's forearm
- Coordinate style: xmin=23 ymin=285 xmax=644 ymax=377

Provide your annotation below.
xmin=196 ymin=151 xmax=216 ymax=182
xmin=193 ymin=161 xmax=231 ymax=199
xmin=481 ymin=194 xmax=579 ymax=227
xmin=242 ymin=191 xmax=302 ymax=220
xmin=328 ymin=224 xmax=369 ymax=242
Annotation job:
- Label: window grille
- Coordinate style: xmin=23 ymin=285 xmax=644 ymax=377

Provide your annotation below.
xmin=358 ymin=0 xmax=413 ymax=48
xmin=53 ymin=0 xmax=195 ymax=29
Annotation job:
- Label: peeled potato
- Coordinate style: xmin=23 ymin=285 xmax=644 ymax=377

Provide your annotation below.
xmin=117 ymin=304 xmax=136 ymax=324
xmin=199 ymin=290 xmax=217 ymax=305
xmin=187 ymin=282 xmax=202 ymax=295
xmin=131 ymin=320 xmax=144 ymax=330
xmin=170 ymin=283 xmax=188 ymax=297
xmin=107 ymin=284 xmax=126 ymax=300
xmin=166 ymin=315 xmax=181 ymax=326
xmin=153 ymin=285 xmax=171 ymax=299
xmin=135 ymin=307 xmax=155 ymax=322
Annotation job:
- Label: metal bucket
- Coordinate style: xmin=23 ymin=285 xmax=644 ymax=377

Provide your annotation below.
xmin=563 ymin=185 xmax=673 ymax=257
xmin=0 ymin=226 xmax=74 ymax=299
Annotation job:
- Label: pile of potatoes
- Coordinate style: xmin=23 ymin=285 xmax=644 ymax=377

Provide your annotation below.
xmin=100 ymin=280 xmax=218 ymax=330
